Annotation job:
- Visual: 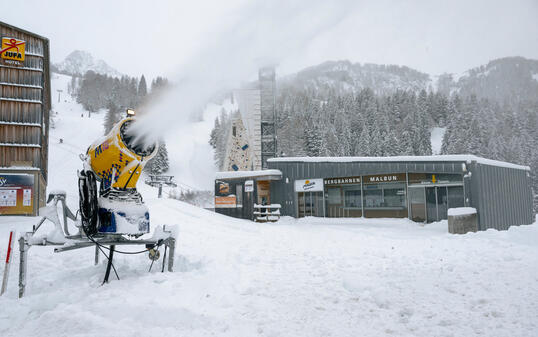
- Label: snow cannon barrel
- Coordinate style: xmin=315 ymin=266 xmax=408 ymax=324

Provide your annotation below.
xmin=86 ymin=117 xmax=158 ymax=190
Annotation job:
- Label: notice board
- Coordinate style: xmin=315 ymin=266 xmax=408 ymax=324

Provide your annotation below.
xmin=0 ymin=173 xmax=34 ymax=215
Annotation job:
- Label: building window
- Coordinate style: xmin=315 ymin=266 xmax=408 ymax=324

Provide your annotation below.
xmin=363 ymin=182 xmax=406 ymax=209
xmin=364 ymin=187 xmax=383 ymax=208
xmin=236 ymin=184 xmax=242 ymax=207
xmin=383 ymin=185 xmax=406 ymax=207
xmin=327 ymin=187 xmax=341 ymax=204
xmin=343 ymin=185 xmax=362 ymax=208
xmin=232 ymin=126 xmax=236 ymax=137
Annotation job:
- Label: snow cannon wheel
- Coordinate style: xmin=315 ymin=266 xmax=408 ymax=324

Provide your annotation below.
xmin=79 ymin=170 xmax=99 ymax=235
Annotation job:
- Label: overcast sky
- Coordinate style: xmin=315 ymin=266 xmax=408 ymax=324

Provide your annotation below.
xmin=2 ymin=0 xmax=537 ymax=80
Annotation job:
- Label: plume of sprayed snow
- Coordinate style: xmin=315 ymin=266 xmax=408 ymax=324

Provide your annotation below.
xmin=128 ymin=0 xmax=357 ymax=146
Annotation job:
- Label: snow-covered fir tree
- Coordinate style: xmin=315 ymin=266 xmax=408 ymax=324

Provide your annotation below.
xmin=145 ymin=140 xmax=170 ymax=175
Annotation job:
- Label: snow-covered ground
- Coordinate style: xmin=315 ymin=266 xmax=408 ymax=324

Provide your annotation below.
xmin=0 ymin=74 xmax=537 ymax=337
xmin=430 ymin=127 xmax=446 ymax=155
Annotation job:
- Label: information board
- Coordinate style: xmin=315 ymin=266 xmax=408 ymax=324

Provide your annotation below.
xmin=0 ymin=173 xmax=34 ymax=215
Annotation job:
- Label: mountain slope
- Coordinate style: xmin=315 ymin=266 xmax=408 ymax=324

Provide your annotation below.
xmin=52 ymin=50 xmax=123 ymax=77
xmin=278 ymin=57 xmax=538 ymax=102
xmin=451 ymin=57 xmax=538 ymax=102
xmin=279 ymin=60 xmax=431 ymax=95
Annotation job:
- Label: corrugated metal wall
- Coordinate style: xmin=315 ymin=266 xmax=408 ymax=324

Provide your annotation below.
xmin=470 ymin=162 xmax=534 ymax=230
xmin=268 ymin=159 xmax=534 ymax=229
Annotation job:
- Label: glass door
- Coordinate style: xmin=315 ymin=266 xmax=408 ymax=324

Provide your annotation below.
xmin=437 ymin=186 xmax=448 ymax=220
xmin=298 ymin=192 xmax=305 ymax=217
xmin=298 ymin=192 xmax=322 ymax=217
xmin=409 ymin=187 xmax=426 ymax=222
xmin=447 ymin=186 xmax=464 ymax=209
xmin=426 ymin=187 xmax=438 ymax=222
xmin=305 ymin=192 xmax=314 ymax=216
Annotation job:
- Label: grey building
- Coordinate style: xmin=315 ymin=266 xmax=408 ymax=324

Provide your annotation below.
xmin=215 ymin=155 xmax=534 ymax=231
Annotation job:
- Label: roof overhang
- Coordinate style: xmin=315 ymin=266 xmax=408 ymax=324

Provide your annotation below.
xmin=215 ymin=169 xmax=282 ymax=181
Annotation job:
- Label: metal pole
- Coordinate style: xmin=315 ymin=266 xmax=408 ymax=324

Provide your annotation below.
xmin=360 ymin=176 xmax=364 ymax=218
xmin=18 ymin=236 xmax=28 ymax=298
xmin=60 ymin=198 xmax=70 ymax=236
xmin=167 ymin=238 xmax=175 ymax=272
xmin=94 ymin=244 xmax=99 ymax=265
xmin=435 ymin=187 xmax=439 ymax=221
xmin=158 ymin=183 xmax=163 ymax=198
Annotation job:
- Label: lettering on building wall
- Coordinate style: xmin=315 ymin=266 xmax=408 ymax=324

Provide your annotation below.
xmin=1 ymin=37 xmax=25 ymax=65
xmin=324 ymin=177 xmax=361 ymax=185
xmin=364 ymin=173 xmax=406 ymax=184
xmin=369 ymin=175 xmax=398 ymax=183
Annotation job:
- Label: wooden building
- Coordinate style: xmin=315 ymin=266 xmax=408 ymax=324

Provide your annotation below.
xmin=0 ymin=21 xmax=51 ymax=216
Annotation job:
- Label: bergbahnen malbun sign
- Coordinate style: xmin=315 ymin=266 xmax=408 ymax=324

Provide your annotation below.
xmin=1 ymin=37 xmax=26 ymax=65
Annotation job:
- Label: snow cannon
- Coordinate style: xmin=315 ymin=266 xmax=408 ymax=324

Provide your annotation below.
xmin=79 ymin=110 xmax=158 ymax=237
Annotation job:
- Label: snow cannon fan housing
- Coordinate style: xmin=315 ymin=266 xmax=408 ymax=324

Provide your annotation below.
xmin=81 ymin=117 xmax=158 ymax=236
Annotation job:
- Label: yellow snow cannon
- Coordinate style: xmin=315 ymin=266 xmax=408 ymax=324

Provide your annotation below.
xmin=78 ymin=110 xmax=158 ymax=236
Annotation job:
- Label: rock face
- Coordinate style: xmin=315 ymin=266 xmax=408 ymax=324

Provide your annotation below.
xmin=52 ymin=50 xmax=122 ymax=78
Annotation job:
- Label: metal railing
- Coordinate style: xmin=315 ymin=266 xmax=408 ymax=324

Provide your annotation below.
xmin=253 ymin=204 xmax=281 ymax=222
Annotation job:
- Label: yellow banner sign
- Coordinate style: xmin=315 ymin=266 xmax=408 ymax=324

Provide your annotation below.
xmin=215 ymin=196 xmax=236 ymax=208
xmin=1 ymin=37 xmax=26 ymax=62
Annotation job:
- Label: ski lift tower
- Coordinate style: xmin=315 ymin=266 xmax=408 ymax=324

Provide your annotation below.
xmin=259 ymin=67 xmax=277 ymax=168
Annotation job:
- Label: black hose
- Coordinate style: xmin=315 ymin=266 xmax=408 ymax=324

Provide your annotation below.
xmin=103 ymin=245 xmax=115 ymax=284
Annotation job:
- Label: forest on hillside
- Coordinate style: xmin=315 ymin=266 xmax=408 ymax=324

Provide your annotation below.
xmin=210 ymin=87 xmax=538 ymax=199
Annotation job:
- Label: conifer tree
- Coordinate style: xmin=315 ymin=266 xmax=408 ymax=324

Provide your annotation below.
xmin=138 ymin=75 xmax=148 ymax=98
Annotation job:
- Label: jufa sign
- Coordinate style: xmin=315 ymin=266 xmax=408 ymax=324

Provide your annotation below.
xmin=1 ymin=37 xmax=25 ymax=62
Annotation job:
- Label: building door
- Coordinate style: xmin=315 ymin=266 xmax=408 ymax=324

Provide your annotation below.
xmin=411 ymin=185 xmax=464 ymax=223
xmin=298 ymin=192 xmax=306 ymax=217
xmin=409 ymin=187 xmax=426 ymax=222
xmin=298 ymin=192 xmax=322 ymax=217
xmin=437 ymin=186 xmax=448 ymax=220
xmin=447 ymin=186 xmax=464 ymax=209
xmin=426 ymin=187 xmax=438 ymax=222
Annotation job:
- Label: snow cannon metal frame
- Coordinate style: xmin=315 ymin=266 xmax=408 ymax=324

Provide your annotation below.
xmin=79 ymin=112 xmax=158 ymax=236
xmin=14 ymin=191 xmax=177 ymax=298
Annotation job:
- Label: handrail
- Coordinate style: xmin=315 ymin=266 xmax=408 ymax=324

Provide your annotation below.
xmin=253 ymin=204 xmax=281 ymax=222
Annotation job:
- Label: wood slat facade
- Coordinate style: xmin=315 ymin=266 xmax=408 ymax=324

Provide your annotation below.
xmin=0 ymin=21 xmax=50 ymax=215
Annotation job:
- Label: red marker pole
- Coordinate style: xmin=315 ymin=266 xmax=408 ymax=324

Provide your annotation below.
xmin=1 ymin=231 xmax=15 ymax=296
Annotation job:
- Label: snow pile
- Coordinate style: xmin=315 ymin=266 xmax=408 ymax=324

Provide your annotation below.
xmin=448 ymin=207 xmax=477 ymax=217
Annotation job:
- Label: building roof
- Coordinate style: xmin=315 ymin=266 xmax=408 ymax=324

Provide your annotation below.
xmin=215 ymin=169 xmax=282 ymax=180
xmin=267 ymin=155 xmax=530 ymax=171
xmin=0 ymin=21 xmax=49 ymax=41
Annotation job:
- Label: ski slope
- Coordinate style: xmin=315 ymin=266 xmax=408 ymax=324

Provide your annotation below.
xmin=0 ymin=74 xmax=537 ymax=337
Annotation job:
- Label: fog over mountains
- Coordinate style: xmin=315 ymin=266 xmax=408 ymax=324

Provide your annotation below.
xmin=280 ymin=56 xmax=538 ymax=103
xmin=53 ymin=51 xmax=538 ymax=104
